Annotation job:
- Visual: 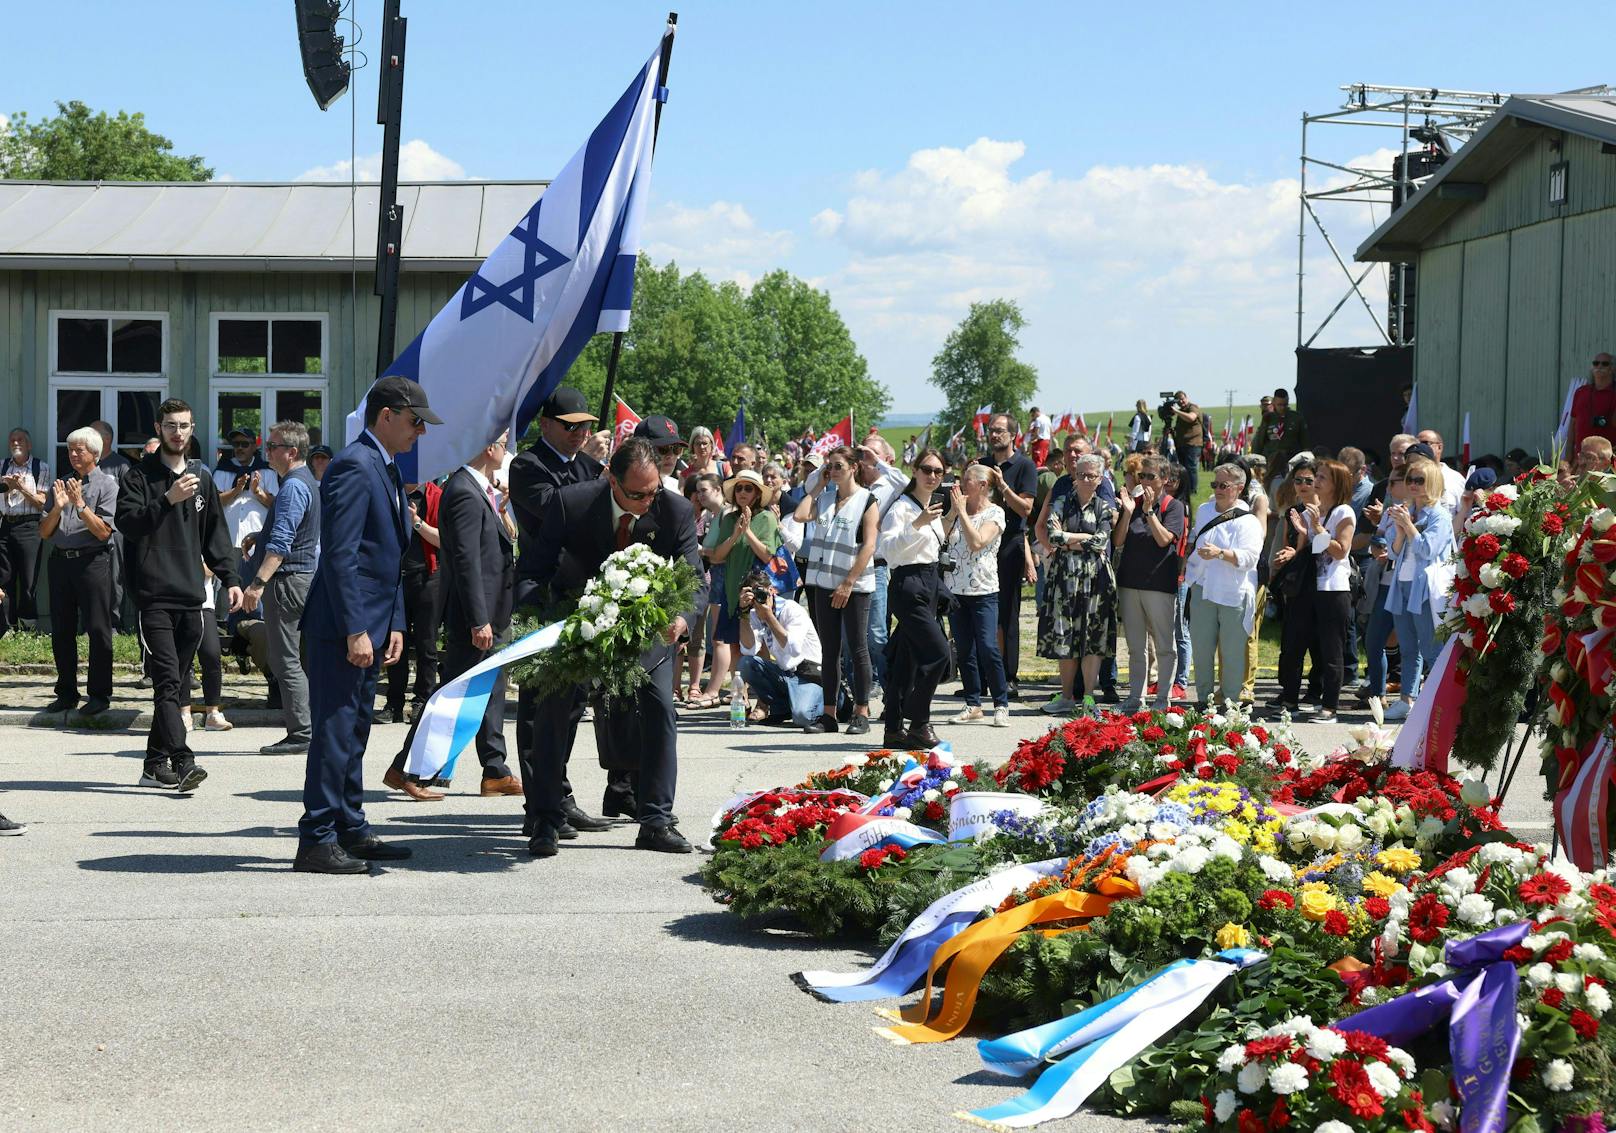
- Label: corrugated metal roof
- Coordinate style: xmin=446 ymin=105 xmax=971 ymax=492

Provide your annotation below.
xmin=1357 ymin=94 xmax=1616 ymax=261
xmin=0 ymin=180 xmax=548 ymax=272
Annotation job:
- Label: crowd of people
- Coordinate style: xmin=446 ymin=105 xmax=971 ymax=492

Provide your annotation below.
xmin=3 ymin=356 xmax=1614 ymax=852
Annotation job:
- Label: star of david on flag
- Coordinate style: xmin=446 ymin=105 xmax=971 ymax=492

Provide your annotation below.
xmin=348 ymin=22 xmax=674 ymax=485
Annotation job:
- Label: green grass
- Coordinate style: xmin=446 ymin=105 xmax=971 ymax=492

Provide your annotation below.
xmin=0 ymin=631 xmax=143 ymax=666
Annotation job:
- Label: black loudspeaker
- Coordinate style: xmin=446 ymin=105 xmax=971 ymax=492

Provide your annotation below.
xmin=1294 ymin=346 xmax=1414 ymax=466
xmin=294 ymin=0 xmax=351 ymax=111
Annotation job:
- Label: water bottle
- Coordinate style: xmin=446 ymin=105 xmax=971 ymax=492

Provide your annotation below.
xmin=729 ymin=673 xmax=747 ymax=729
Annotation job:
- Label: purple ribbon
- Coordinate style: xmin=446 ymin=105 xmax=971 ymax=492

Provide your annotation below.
xmin=1334 ymin=920 xmax=1529 ymax=1133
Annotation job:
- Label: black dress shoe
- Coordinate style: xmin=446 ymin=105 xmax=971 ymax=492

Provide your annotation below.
xmin=600 ymin=791 xmax=639 ymax=821
xmin=903 ymin=723 xmax=940 ymax=749
xmin=260 ymin=737 xmax=310 ymax=755
xmin=528 ymin=829 xmax=559 ymax=858
xmin=340 ymin=836 xmax=411 ymax=861
xmin=1006 ymin=681 xmax=1021 ymax=702
xmin=80 ymin=697 xmax=110 ymax=717
xmin=802 ymin=714 xmax=838 ymax=735
xmin=556 ymin=822 xmax=579 ymax=841
xmin=882 ymin=724 xmax=908 ymax=750
xmin=635 ymin=825 xmax=693 ymax=853
xmin=42 ymin=697 xmax=77 ymax=714
xmin=293 ymin=843 xmax=370 ymax=874
xmin=846 ymin=714 xmax=870 ymax=736
xmin=562 ymin=799 xmax=613 ymax=831
xmin=373 ymin=706 xmax=396 ymax=724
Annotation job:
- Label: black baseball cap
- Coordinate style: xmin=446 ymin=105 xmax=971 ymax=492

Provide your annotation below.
xmin=308 ymin=444 xmax=333 ymax=459
xmin=634 ymin=415 xmax=684 ymax=449
xmin=540 ymin=387 xmax=597 ymax=424
xmin=1405 ymin=442 xmax=1437 ymax=461
xmin=227 ymin=428 xmax=254 ymax=443
xmin=368 ymin=375 xmax=443 ymax=425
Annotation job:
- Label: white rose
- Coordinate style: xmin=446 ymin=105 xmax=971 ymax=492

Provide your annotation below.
xmin=892 ymin=806 xmax=912 ymax=821
xmin=1478 ymin=563 xmax=1503 ymax=589
xmin=1365 ymin=811 xmax=1393 ymax=837
xmin=1541 ymin=1058 xmax=1575 ymax=1091
xmin=1308 ymin=824 xmax=1338 ymax=851
xmin=1334 ymin=823 xmax=1365 ymax=851
xmin=1213 ymin=1089 xmax=1237 ymax=1120
xmin=626 ymin=576 xmax=650 ymax=597
xmin=1266 ymin=1063 xmax=1309 ymax=1094
xmin=1415 ymin=815 xmax=1447 ymax=845
xmin=1458 ymin=777 xmax=1493 ymax=808
xmin=578 ymin=619 xmax=598 ymax=641
xmin=1365 ymin=1060 xmax=1403 ymax=1099
xmin=1163 ymin=713 xmax=1185 ymax=729
xmin=942 ymin=780 xmax=959 ymax=792
xmin=1236 ymin=1061 xmax=1266 ymax=1094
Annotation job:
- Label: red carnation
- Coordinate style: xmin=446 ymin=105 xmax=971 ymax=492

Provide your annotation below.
xmin=1274 ymin=745 xmax=1292 ymax=766
xmin=1201 ymin=1096 xmax=1213 ymax=1127
xmin=1488 ymin=590 xmax=1517 ymax=614
xmin=1196 ymin=764 xmax=1215 ymax=780
xmin=1214 ymin=753 xmax=1241 ymax=774
xmin=925 ymin=801 xmax=945 ymax=821
xmin=1408 ymin=893 xmax=1450 ymax=943
xmin=1243 ymin=1034 xmax=1294 ymax=1062
xmin=1571 ymin=1009 xmax=1600 ymax=1040
xmin=961 ymin=765 xmax=979 ymax=782
xmin=1402 ymin=1104 xmax=1435 ymax=1132
xmin=1544 ymin=938 xmax=1574 ymax=965
xmin=1323 ymin=909 xmax=1351 ymax=936
xmin=1363 ymin=896 xmax=1391 ymax=920
xmin=1472 ymin=533 xmax=1502 ymax=558
xmin=1544 ymin=513 xmax=1565 ymax=535
xmin=1268 ymin=1097 xmax=1291 ymax=1129
xmin=1237 ymin=1108 xmax=1264 ymax=1133
xmin=858 ymin=847 xmax=888 ymax=869
xmin=1541 ymin=986 xmax=1566 ymax=1008
xmin=1330 ymin=1059 xmax=1384 ymax=1119
xmin=1141 ymin=725 xmax=1166 ymax=742
xmin=1259 ymin=889 xmax=1296 ymax=911
xmin=1519 ymin=871 xmax=1572 ymax=907
xmin=1500 ymin=552 xmax=1530 ymax=579
xmin=1251 ymin=725 xmax=1270 ymax=743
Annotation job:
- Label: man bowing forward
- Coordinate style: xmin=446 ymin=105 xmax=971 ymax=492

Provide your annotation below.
xmin=525 ymin=437 xmax=706 ymax=856
xmin=294 ymin=377 xmax=441 ymax=874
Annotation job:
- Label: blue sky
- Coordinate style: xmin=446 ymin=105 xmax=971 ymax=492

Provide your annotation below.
xmin=2 ymin=1 xmax=1606 ymax=417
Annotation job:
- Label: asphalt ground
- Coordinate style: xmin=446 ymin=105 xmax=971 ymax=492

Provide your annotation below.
xmin=0 ymin=688 xmax=1550 ymax=1132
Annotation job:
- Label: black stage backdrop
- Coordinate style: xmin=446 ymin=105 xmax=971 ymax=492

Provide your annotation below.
xmin=1294 ymin=346 xmax=1413 ymax=466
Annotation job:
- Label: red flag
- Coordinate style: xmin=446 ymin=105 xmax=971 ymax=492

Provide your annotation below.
xmin=1075 ymin=415 xmax=1089 ymax=439
xmin=1462 ymin=412 xmax=1472 ymax=468
xmin=811 ymin=414 xmax=854 ymax=455
xmin=1104 ymin=418 xmax=1113 ymax=444
xmin=972 ymin=403 xmax=993 ymax=437
xmin=712 ymin=427 xmax=726 ymax=457
xmin=613 ymin=397 xmax=642 ymax=450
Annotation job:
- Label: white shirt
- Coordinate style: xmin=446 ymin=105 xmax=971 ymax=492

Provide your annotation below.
xmin=1184 ymin=499 xmax=1263 ymax=610
xmin=1438 ymin=463 xmax=1466 ymax=514
xmin=945 ymin=503 xmax=1004 ymax=597
xmin=0 ymin=456 xmax=48 ymax=516
xmin=878 ymin=494 xmax=942 ymax=567
xmin=212 ymin=460 xmax=279 ymax=548
xmin=741 ymin=596 xmax=822 ymax=672
xmin=1310 ymin=503 xmax=1357 ymax=592
xmin=1029 ymin=413 xmax=1052 ymax=442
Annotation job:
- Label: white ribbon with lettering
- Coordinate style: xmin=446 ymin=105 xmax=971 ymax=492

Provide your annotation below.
xmin=948 ymin=792 xmax=1046 ymax=843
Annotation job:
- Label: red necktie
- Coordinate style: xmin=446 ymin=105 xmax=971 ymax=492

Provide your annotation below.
xmin=615 ymin=513 xmax=633 ymax=551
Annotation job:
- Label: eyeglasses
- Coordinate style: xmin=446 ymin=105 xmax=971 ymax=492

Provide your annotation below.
xmin=1292 ymin=476 xmax=1316 ymax=485
xmin=490 ymin=438 xmax=509 ymax=450
xmin=619 ymin=483 xmax=660 ymax=502
xmin=1405 ymin=475 xmax=1425 ymax=485
xmin=825 ymin=462 xmax=849 ymax=472
xmin=266 ymin=441 xmax=294 ymax=451
xmin=160 ymin=422 xmax=194 ymax=433
xmin=1077 ymin=473 xmax=1102 ymax=481
xmin=987 ymin=427 xmax=1010 ymax=436
xmin=1212 ymin=480 xmax=1241 ymax=489
xmin=916 ymin=465 xmax=944 ymax=476
xmin=1137 ymin=472 xmax=1158 ymax=480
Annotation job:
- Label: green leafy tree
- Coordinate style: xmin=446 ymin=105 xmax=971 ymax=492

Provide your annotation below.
xmin=1 ymin=100 xmax=212 ymax=181
xmin=561 ymin=257 xmax=887 ymax=448
xmin=929 ymin=299 xmax=1038 ymax=440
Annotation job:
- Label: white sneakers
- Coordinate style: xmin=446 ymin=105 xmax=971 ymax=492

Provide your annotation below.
xmin=951 ymin=706 xmax=985 ymax=724
xmin=203 ymin=710 xmax=233 ymax=732
xmin=991 ymin=706 xmax=1010 ymax=728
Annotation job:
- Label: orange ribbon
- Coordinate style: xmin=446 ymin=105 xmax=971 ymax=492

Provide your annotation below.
xmin=875 ymin=876 xmax=1139 ymax=1045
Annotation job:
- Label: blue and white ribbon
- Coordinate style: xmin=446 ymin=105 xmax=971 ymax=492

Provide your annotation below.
xmin=962 ymin=948 xmax=1267 ymax=1129
xmin=404 ymin=621 xmax=563 ymax=781
xmin=817 ymin=816 xmax=947 ymax=862
xmin=948 ymin=792 xmax=1045 ymax=843
xmin=794 ymin=858 xmax=1069 ymax=1003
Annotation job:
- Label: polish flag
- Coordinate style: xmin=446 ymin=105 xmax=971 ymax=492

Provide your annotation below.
xmin=1461 ymin=412 xmax=1471 ymax=468
xmin=712 ymin=428 xmax=726 ymax=457
xmin=1104 ymin=418 xmax=1113 ymax=444
xmin=613 ymin=397 xmax=641 ymax=449
xmin=972 ymin=404 xmax=993 ymax=437
xmin=812 ymin=414 xmax=854 ymax=455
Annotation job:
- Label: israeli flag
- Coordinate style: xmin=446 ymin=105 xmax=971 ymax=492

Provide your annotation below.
xmin=349 ymin=23 xmax=672 ymax=484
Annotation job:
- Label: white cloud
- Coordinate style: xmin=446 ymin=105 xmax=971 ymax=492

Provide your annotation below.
xmin=296 ymin=139 xmax=468 ymax=182
xmin=642 ymin=200 xmax=794 ymax=288
xmin=804 ymin=137 xmax=1401 ymax=409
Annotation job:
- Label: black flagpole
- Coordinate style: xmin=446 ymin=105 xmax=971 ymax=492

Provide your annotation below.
xmin=599 ymin=13 xmax=678 ymax=429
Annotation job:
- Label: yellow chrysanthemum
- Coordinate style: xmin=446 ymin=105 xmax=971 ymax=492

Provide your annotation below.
xmin=1361 ymin=871 xmax=1401 ymax=898
xmin=1222 ymin=820 xmax=1252 ymax=844
xmin=1239 ymin=802 xmax=1258 ymax=822
xmin=1215 ymin=922 xmax=1251 ymax=949
xmin=1254 ymin=831 xmax=1278 ymax=855
xmin=1375 ymin=847 xmax=1421 ymax=875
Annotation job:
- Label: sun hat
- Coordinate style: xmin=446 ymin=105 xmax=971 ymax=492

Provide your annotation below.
xmin=723 ymin=469 xmax=775 ymax=507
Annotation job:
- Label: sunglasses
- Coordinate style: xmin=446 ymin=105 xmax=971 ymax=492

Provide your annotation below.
xmin=620 ymin=484 xmax=660 ymax=502
xmin=266 ymin=441 xmax=295 ymax=451
xmin=1292 ymin=476 xmax=1316 ymax=486
xmin=825 ymin=462 xmax=849 ymax=472
xmin=1212 ymin=480 xmax=1241 ymax=489
xmin=1405 ymin=476 xmax=1425 ymax=485
xmin=916 ymin=465 xmax=944 ymax=475
xmin=1596 ymin=360 xmax=1613 ymax=367
xmin=1137 ymin=472 xmax=1157 ymax=480
xmin=558 ymin=420 xmax=591 ymax=433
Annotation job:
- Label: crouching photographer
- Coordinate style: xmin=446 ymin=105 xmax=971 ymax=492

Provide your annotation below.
xmin=737 ymin=568 xmax=826 ymax=729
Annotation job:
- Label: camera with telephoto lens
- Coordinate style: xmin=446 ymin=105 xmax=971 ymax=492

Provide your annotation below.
xmin=1158 ymin=391 xmax=1181 ymax=421
xmin=749 ymin=585 xmax=774 ymax=607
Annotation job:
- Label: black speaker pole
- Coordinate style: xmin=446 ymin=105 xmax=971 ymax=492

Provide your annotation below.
xmin=598 ymin=13 xmax=677 ymax=426
xmin=374 ymin=0 xmax=407 ymax=377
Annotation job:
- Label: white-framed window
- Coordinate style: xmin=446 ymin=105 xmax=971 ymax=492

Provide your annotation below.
xmin=207 ymin=314 xmax=329 ymax=462
xmin=48 ymin=310 xmax=169 ymax=474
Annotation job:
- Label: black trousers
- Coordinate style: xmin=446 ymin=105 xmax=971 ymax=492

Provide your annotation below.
xmin=0 ymin=514 xmax=42 ymax=628
xmin=813 ymin=586 xmax=871 ymax=709
xmin=1278 ymin=588 xmax=1351 ymax=710
xmin=48 ymin=548 xmax=114 ymax=702
xmin=887 ymin=564 xmax=949 ymax=728
xmin=996 ymin=540 xmax=1025 ymax=685
xmin=140 ymin=608 xmax=203 ymax=765
xmin=386 ymin=568 xmax=442 ymax=713
xmin=181 ymin=606 xmax=223 ymax=705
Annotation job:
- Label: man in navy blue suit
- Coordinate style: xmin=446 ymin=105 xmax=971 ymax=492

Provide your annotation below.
xmin=294 ymin=376 xmax=442 ymax=874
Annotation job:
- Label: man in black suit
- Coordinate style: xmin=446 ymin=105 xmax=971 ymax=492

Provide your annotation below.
xmin=386 ymin=432 xmax=520 ymax=798
xmin=524 ymin=438 xmax=705 ymax=857
xmin=507 ymin=387 xmax=612 ymax=835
